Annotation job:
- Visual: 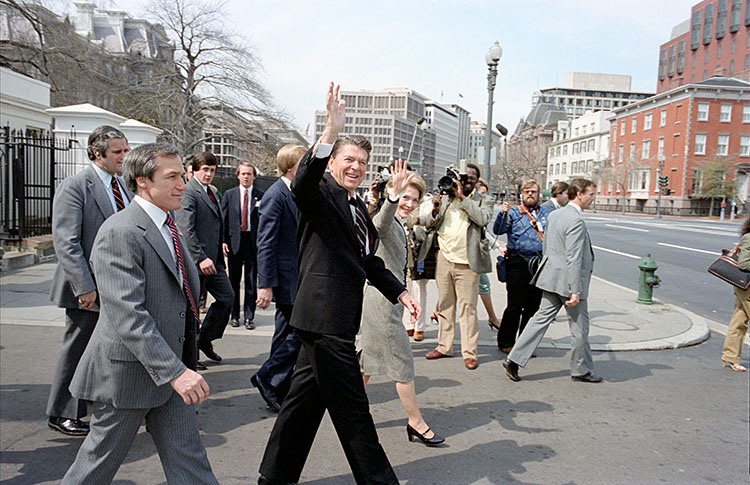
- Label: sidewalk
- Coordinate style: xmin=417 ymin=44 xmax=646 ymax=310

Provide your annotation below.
xmin=0 ymin=259 xmax=711 ymax=352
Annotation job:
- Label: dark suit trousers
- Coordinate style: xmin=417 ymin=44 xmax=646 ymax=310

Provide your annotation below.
xmin=228 ymin=232 xmax=257 ymax=321
xmin=47 ymin=309 xmax=98 ymax=419
xmin=259 ymin=330 xmax=397 ymax=485
xmin=498 ymin=254 xmax=543 ymax=349
xmin=256 ymin=304 xmax=299 ymax=399
xmin=198 ymin=253 xmax=234 ymax=343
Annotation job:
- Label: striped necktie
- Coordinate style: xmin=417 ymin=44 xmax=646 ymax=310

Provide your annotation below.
xmin=349 ymin=197 xmax=368 ymax=256
xmin=111 ymin=177 xmax=125 ymax=211
xmin=165 ymin=213 xmax=200 ymax=323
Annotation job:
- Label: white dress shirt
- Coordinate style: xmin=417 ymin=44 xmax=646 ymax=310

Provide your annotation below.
xmin=92 ymin=163 xmax=129 ymax=212
xmin=133 ymin=196 xmax=182 ymax=285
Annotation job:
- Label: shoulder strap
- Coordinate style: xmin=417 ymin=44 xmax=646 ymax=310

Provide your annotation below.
xmin=517 ymin=204 xmax=544 ymax=242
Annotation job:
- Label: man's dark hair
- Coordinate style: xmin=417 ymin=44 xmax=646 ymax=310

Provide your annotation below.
xmin=191 ymin=151 xmax=218 ymax=171
xmin=466 ymin=163 xmax=481 ymax=179
xmin=87 ymin=125 xmax=126 ymax=161
xmin=550 ymin=181 xmax=570 ymax=197
xmin=331 ymin=135 xmax=372 ymax=160
xmin=122 ymin=143 xmax=180 ymax=193
xmin=567 ymin=178 xmax=596 ymax=201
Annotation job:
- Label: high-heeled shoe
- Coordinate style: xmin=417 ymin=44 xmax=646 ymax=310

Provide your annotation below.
xmin=723 ymin=360 xmax=747 ymax=372
xmin=406 ymin=424 xmax=445 ymax=446
xmin=487 ymin=318 xmax=501 ymax=331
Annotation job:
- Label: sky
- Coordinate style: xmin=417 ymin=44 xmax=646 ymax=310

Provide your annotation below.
xmin=99 ymin=0 xmax=695 ymax=140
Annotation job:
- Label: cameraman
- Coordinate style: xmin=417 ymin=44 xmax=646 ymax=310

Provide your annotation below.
xmin=493 ymin=180 xmax=551 ymax=354
xmin=423 ymin=163 xmax=492 ymax=370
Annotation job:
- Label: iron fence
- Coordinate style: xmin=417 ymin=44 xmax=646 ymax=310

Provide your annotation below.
xmin=0 ymin=127 xmax=78 ymax=241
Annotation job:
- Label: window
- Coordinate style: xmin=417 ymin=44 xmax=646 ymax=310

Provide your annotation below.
xmin=744 ymin=105 xmax=750 ymax=122
xmin=660 ymin=109 xmax=667 ymax=127
xmin=572 ymin=143 xmax=578 ymax=155
xmin=562 ymin=163 xmax=567 ymax=174
xmin=618 ymin=145 xmax=624 ymax=162
xmin=697 ymin=103 xmax=709 ymax=121
xmin=695 ymin=133 xmax=707 ymax=154
xmin=555 ymin=164 xmax=560 ymax=175
xmin=563 ymin=145 xmax=568 ymax=155
xmin=740 ymin=135 xmax=750 ymax=156
xmin=644 ymin=113 xmax=653 ymax=130
xmin=549 ymin=164 xmax=554 ymax=175
xmin=720 ymin=104 xmax=732 ymax=122
xmin=717 ymin=44 xmax=723 ymax=59
xmin=629 ymin=142 xmax=636 ymax=160
xmin=572 ymin=161 xmax=578 ymax=172
xmin=631 ymin=117 xmax=637 ymax=133
xmin=620 ymin=120 xmax=626 ymax=136
xmin=658 ymin=137 xmax=665 ymax=157
xmin=588 ymin=139 xmax=595 ymax=152
xmin=642 ymin=140 xmax=651 ymax=159
xmin=717 ymin=135 xmax=729 ymax=155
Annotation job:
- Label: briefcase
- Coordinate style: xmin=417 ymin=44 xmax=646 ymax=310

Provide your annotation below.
xmin=707 ymin=245 xmax=750 ymax=290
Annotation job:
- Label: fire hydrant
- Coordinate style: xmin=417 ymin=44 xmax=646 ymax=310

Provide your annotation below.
xmin=637 ymin=254 xmax=661 ymax=304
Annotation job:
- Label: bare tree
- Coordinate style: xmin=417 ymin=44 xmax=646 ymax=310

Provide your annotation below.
xmin=598 ymin=157 xmax=643 ymax=214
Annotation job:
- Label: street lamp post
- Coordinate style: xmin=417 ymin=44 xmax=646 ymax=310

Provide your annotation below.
xmin=483 ymin=41 xmax=503 ymax=186
xmin=406 ymin=117 xmax=426 ymax=166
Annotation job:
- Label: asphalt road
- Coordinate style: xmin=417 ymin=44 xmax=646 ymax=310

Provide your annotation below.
xmin=490 ymin=208 xmax=742 ymax=326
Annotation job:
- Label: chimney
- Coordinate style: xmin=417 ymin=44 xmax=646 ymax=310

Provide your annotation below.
xmin=73 ymin=2 xmax=96 ymax=37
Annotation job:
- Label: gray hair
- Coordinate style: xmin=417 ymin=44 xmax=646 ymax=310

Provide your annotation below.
xmin=87 ymin=125 xmax=127 ymax=161
xmin=122 ymin=143 xmax=180 ymax=193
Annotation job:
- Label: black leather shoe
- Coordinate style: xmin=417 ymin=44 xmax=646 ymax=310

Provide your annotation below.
xmin=230 ymin=318 xmax=240 ymax=328
xmin=199 ymin=342 xmax=222 ymax=362
xmin=406 ymin=424 xmax=445 ymax=446
xmin=503 ymin=359 xmax=521 ymax=382
xmin=571 ymin=372 xmax=603 ymax=383
xmin=48 ymin=417 xmax=89 ymax=436
xmin=251 ymin=373 xmax=281 ymax=411
xmin=196 ymin=361 xmax=208 ymax=370
xmin=258 ymin=474 xmax=297 ymax=485
xmin=245 ymin=319 xmax=256 ymax=330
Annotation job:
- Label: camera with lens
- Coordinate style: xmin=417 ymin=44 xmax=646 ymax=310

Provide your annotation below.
xmin=437 ymin=165 xmax=467 ymax=195
xmin=374 ymin=166 xmax=391 ymax=194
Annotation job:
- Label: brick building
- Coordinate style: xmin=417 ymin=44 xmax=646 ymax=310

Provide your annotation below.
xmin=657 ymin=0 xmax=750 ymax=93
xmin=600 ymin=76 xmax=750 ymax=215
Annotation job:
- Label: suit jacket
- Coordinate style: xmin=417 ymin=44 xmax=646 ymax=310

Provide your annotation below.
xmin=540 ymin=199 xmax=559 ymax=212
xmin=422 ymin=191 xmax=493 ymax=274
xmin=69 ymin=202 xmax=201 ymax=409
xmin=49 ymin=165 xmax=132 ymax=309
xmin=532 ymin=204 xmax=595 ymax=300
xmin=176 ymin=177 xmax=224 ymax=268
xmin=290 ymin=148 xmax=405 ymax=337
xmin=221 ymin=185 xmax=264 ymax=255
xmin=256 ymin=178 xmax=298 ymax=306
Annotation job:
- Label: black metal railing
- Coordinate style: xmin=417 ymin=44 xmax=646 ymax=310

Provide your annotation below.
xmin=0 ymin=127 xmax=78 ymax=240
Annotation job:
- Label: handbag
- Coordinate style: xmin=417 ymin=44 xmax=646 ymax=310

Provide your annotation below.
xmin=496 ymin=254 xmax=508 ymax=282
xmin=707 ymin=244 xmax=750 ymax=289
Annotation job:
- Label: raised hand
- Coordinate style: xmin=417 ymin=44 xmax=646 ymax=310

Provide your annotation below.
xmin=321 ymin=82 xmax=346 ymax=144
xmin=389 ymin=159 xmax=415 ymax=196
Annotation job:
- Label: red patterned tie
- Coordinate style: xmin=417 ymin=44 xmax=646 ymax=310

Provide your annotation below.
xmin=111 ymin=177 xmax=125 ymax=211
xmin=165 ymin=213 xmax=200 ymax=322
xmin=207 ymin=186 xmax=218 ymax=206
xmin=241 ymin=189 xmax=249 ymax=232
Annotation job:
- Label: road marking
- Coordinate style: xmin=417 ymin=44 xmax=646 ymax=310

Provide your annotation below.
xmin=608 ymin=221 xmax=735 ymax=237
xmin=592 ymin=245 xmax=641 ymax=259
xmin=604 ymin=224 xmax=649 ymax=232
xmin=657 ymin=242 xmax=717 ymax=255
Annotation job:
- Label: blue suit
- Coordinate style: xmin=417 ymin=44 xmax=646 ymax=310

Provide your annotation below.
xmin=254 ymin=177 xmax=300 ymax=400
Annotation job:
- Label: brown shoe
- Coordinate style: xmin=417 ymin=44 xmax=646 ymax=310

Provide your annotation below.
xmin=413 ymin=331 xmax=424 ymax=341
xmin=464 ymin=358 xmax=478 ymax=370
xmin=406 ymin=328 xmax=415 ymax=336
xmin=425 ymin=349 xmax=450 ymax=360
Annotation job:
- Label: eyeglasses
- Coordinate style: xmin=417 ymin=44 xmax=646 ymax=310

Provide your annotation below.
xmin=522 ymin=190 xmax=539 ymax=194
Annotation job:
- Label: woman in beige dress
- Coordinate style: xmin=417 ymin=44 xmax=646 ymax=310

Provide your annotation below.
xmin=358 ymin=160 xmax=444 ymax=446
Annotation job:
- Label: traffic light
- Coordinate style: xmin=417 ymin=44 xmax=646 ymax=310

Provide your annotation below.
xmin=658 ymin=175 xmax=669 ymax=187
xmin=662 ymin=188 xmax=673 ymax=195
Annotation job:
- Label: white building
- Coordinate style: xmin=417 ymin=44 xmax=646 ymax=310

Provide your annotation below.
xmin=546 ymin=110 xmax=612 ymax=189
xmin=445 ymin=103 xmax=471 ymax=162
xmin=0 ymin=67 xmax=52 ymax=134
xmin=424 ymin=101 xmax=459 ymax=178
xmin=468 ymin=121 xmax=503 ymax=164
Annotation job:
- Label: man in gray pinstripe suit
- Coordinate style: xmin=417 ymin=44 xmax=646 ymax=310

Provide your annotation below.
xmin=62 ymin=143 xmax=217 ymax=484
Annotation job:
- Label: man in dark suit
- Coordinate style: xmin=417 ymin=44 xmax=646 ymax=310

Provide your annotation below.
xmin=175 ymin=152 xmax=234 ymax=363
xmin=258 ymin=83 xmax=421 ymax=485
xmin=252 ymin=144 xmax=307 ymax=411
xmin=47 ymin=125 xmax=131 ymax=436
xmin=62 ymin=143 xmax=217 ymax=484
xmin=221 ymin=162 xmax=264 ymax=330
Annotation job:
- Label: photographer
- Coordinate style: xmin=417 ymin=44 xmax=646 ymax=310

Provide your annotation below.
xmin=493 ymin=180 xmax=551 ymax=354
xmin=423 ymin=163 xmax=492 ymax=370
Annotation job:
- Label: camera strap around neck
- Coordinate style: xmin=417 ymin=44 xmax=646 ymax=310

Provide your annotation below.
xmin=517 ymin=204 xmax=543 ymax=243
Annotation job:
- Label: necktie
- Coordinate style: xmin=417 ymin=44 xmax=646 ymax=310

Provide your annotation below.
xmin=349 ymin=198 xmax=369 ymax=256
xmin=207 ymin=186 xmax=218 ymax=206
xmin=111 ymin=177 xmax=125 ymax=212
xmin=241 ymin=188 xmax=249 ymax=232
xmin=165 ymin=213 xmax=200 ymax=323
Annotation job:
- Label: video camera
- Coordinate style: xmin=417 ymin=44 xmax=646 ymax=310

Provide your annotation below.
xmin=373 ymin=166 xmax=391 ymax=194
xmin=437 ymin=165 xmax=468 ymax=195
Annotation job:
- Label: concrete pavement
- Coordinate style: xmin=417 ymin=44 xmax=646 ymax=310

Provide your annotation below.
xmin=1 ymin=260 xmax=748 ymax=484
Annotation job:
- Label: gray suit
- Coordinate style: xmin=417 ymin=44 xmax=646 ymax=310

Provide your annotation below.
xmin=508 ymin=203 xmax=596 ymax=376
xmin=62 ymin=202 xmax=216 ymax=484
xmin=47 ymin=165 xmax=131 ymax=420
xmin=540 ymin=198 xmax=560 ymax=212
